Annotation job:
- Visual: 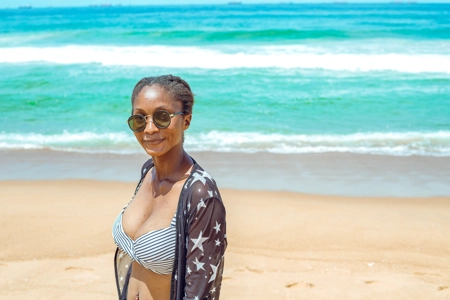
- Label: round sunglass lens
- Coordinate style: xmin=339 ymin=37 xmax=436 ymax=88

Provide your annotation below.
xmin=128 ymin=115 xmax=146 ymax=132
xmin=153 ymin=110 xmax=171 ymax=128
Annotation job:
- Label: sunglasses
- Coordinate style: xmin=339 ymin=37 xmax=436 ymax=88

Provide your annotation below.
xmin=127 ymin=110 xmax=184 ymax=132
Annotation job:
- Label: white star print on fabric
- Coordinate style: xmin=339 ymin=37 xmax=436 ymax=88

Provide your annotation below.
xmin=193 ymin=257 xmax=205 ymax=271
xmin=213 ymin=221 xmax=221 ymax=234
xmin=208 ymin=262 xmax=220 ymax=283
xmin=118 ymin=252 xmax=124 ymax=259
xmin=210 ymin=287 xmax=216 ymax=293
xmin=207 ymin=190 xmax=213 ymax=198
xmin=191 ymin=231 xmax=208 ymax=252
xmin=120 ymin=276 xmax=124 ymax=281
xmin=194 ymin=296 xmax=199 ymax=300
xmin=215 ymin=238 xmax=221 ymax=246
xmin=197 ymin=199 xmax=206 ymax=211
xmin=187 ymin=202 xmax=191 ymax=211
xmin=189 ymin=172 xmax=207 ymax=186
xmin=198 ymin=169 xmax=213 ymax=182
xmin=187 ymin=266 xmax=192 ymax=274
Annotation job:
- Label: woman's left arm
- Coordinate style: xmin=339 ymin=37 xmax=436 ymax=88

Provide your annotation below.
xmin=184 ymin=194 xmax=227 ymax=300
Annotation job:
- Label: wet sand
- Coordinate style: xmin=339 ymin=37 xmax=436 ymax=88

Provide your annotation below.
xmin=1 ymin=149 xmax=450 ymax=197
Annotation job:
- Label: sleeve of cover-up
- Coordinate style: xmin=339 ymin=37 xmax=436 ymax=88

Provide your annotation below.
xmin=184 ymin=193 xmax=227 ymax=300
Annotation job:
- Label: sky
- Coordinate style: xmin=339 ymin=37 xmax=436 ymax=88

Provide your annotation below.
xmin=1 ymin=0 xmax=449 ymax=8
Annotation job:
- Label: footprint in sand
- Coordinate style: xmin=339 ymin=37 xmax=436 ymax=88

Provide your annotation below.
xmin=286 ymin=281 xmax=314 ymax=288
xmin=286 ymin=282 xmax=298 ymax=288
xmin=364 ymin=280 xmax=376 ymax=284
xmin=245 ymin=267 xmax=263 ymax=274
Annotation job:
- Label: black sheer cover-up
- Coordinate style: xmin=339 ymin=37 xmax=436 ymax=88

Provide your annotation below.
xmin=114 ymin=158 xmax=227 ymax=300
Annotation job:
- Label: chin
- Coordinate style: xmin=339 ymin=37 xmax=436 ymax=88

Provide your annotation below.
xmin=143 ymin=146 xmax=166 ymax=157
xmin=138 ymin=139 xmax=165 ymax=156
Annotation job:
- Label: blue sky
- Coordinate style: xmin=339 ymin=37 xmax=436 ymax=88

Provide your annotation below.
xmin=1 ymin=0 xmax=449 ymax=8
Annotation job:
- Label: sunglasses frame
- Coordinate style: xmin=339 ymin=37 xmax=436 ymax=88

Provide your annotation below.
xmin=127 ymin=110 xmax=184 ymax=132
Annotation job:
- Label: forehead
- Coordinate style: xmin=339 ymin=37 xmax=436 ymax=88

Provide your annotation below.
xmin=133 ymin=85 xmax=181 ymax=111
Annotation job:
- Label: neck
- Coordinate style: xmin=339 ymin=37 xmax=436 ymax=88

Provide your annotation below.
xmin=151 ymin=146 xmax=193 ymax=183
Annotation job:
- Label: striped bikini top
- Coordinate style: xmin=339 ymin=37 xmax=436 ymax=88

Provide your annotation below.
xmin=112 ymin=207 xmax=177 ymax=275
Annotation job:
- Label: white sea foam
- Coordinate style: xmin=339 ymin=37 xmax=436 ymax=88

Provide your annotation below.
xmin=1 ymin=131 xmax=450 ymax=156
xmin=0 ymin=131 xmax=139 ymax=154
xmin=185 ymin=131 xmax=450 ymax=156
xmin=1 ymin=45 xmax=450 ymax=74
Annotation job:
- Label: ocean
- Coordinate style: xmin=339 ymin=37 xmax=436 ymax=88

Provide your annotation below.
xmin=1 ymin=3 xmax=450 ymax=157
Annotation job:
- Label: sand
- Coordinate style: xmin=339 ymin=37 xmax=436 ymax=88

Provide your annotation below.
xmin=0 ymin=180 xmax=449 ymax=299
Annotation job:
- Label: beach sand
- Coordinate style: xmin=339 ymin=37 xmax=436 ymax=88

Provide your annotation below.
xmin=0 ymin=180 xmax=449 ymax=299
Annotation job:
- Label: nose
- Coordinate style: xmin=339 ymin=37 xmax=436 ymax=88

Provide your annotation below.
xmin=143 ymin=116 xmax=159 ymax=134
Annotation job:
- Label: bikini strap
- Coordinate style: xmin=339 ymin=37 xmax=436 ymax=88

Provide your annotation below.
xmin=141 ymin=158 xmax=154 ymax=179
xmin=129 ymin=158 xmax=154 ymax=199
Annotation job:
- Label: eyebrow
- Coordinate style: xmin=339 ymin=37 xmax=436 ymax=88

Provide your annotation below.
xmin=133 ymin=105 xmax=171 ymax=114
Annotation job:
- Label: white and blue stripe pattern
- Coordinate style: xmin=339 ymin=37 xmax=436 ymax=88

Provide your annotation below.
xmin=113 ymin=212 xmax=177 ymax=275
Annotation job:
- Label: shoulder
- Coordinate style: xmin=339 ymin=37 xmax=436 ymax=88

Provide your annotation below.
xmin=183 ymin=163 xmax=223 ymax=207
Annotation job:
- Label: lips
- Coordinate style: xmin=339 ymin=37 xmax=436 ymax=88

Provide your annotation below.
xmin=143 ymin=138 xmax=164 ymax=145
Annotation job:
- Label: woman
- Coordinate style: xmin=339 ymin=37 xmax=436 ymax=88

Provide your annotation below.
xmin=112 ymin=75 xmax=227 ymax=300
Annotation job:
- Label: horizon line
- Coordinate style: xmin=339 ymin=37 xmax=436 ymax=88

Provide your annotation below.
xmin=3 ymin=1 xmax=450 ymax=9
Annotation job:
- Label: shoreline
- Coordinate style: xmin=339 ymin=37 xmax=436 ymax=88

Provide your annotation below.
xmin=1 ymin=180 xmax=449 ymax=299
xmin=1 ymin=149 xmax=450 ymax=197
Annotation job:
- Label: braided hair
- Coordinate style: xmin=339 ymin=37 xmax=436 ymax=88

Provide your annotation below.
xmin=131 ymin=75 xmax=194 ymax=115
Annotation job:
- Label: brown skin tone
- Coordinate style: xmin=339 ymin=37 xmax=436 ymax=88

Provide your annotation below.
xmin=122 ymin=85 xmax=193 ymax=300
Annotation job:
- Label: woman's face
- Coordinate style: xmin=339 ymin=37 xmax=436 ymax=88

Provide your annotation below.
xmin=132 ymin=85 xmax=191 ymax=157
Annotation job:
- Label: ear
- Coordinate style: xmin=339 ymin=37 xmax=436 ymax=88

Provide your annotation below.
xmin=183 ymin=114 xmax=192 ymax=130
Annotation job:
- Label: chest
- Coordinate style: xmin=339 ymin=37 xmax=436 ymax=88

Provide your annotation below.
xmin=122 ymin=177 xmax=183 ymax=241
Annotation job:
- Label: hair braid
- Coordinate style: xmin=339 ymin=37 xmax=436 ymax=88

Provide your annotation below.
xmin=131 ymin=75 xmax=194 ymax=115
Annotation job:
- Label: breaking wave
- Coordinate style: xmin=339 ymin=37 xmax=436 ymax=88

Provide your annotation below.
xmin=1 ymin=45 xmax=450 ymax=73
xmin=1 ymin=130 xmax=450 ymax=156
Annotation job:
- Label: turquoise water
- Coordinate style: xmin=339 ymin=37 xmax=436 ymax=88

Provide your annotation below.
xmin=0 ymin=4 xmax=449 ymax=155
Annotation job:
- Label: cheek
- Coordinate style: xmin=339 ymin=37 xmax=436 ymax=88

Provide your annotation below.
xmin=134 ymin=132 xmax=143 ymax=142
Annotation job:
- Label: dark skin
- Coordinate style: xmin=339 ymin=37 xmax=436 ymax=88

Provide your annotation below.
xmin=122 ymin=85 xmax=193 ymax=300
